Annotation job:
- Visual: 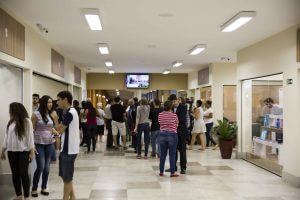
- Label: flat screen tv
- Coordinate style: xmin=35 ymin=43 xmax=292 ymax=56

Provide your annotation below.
xmin=126 ymin=74 xmax=150 ymax=88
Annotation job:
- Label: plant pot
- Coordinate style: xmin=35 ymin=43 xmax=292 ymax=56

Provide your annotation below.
xmin=219 ymin=139 xmax=233 ymax=159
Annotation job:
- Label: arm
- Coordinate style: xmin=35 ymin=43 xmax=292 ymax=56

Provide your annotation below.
xmin=194 ymin=108 xmax=200 ymax=120
xmin=134 ymin=107 xmax=140 ymax=131
xmin=31 ymin=113 xmax=37 ymax=130
xmin=1 ymin=127 xmax=8 ymax=160
xmin=50 ymin=110 xmax=59 ymax=129
xmin=27 ymin=119 xmax=35 ymax=161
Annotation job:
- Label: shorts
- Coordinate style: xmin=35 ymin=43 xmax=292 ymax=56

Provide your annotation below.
xmin=111 ymin=120 xmax=126 ymax=136
xmin=97 ymin=125 xmax=105 ymax=135
xmin=59 ymin=153 xmax=77 ymax=182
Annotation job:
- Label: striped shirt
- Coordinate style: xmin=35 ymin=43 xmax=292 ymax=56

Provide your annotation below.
xmin=158 ymin=111 xmax=178 ymax=133
xmin=33 ymin=111 xmax=54 ymax=144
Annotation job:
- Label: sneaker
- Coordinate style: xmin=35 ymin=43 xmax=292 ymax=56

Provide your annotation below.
xmin=180 ymin=169 xmax=186 ymax=174
xmin=31 ymin=191 xmax=38 ymax=197
xmin=212 ymin=144 xmax=219 ymax=150
xmin=41 ymin=189 xmax=49 ymax=196
xmin=170 ymin=173 xmax=179 ymax=177
xmin=136 ymin=155 xmax=142 ymax=159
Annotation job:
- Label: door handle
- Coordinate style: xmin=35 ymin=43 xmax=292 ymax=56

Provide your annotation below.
xmin=5 ymin=27 xmax=8 ymax=38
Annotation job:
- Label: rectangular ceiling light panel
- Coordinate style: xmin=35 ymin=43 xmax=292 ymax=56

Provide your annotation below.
xmin=189 ymin=44 xmax=206 ymax=55
xmin=82 ymin=8 xmax=102 ymax=31
xmin=221 ymin=11 xmax=256 ymax=32
xmin=98 ymin=43 xmax=109 ymax=55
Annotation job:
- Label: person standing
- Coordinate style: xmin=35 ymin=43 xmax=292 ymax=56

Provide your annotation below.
xmin=175 ymin=97 xmax=188 ymax=174
xmin=56 ymin=91 xmax=80 ymax=200
xmin=149 ymin=99 xmax=163 ymax=158
xmin=158 ymin=100 xmax=179 ymax=177
xmin=134 ymin=99 xmax=150 ymax=159
xmin=104 ymin=99 xmax=113 ymax=148
xmin=110 ymin=97 xmax=127 ymax=149
xmin=1 ymin=102 xmax=35 ymax=200
xmin=189 ymin=100 xmax=206 ymax=150
xmin=32 ymin=93 xmax=40 ymax=112
xmin=80 ymin=101 xmax=88 ymax=146
xmin=204 ymin=100 xmax=217 ymax=148
xmin=96 ymin=102 xmax=105 ymax=143
xmin=85 ymin=101 xmax=99 ymax=153
xmin=31 ymin=95 xmax=59 ymax=197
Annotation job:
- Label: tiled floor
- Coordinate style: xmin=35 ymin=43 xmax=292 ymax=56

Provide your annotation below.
xmin=12 ymin=140 xmax=300 ymax=200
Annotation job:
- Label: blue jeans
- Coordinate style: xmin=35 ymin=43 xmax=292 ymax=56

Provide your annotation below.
xmin=151 ymin=130 xmax=160 ymax=156
xmin=137 ymin=123 xmax=150 ymax=156
xmin=158 ymin=131 xmax=178 ymax=174
xmin=32 ymin=144 xmax=54 ymax=190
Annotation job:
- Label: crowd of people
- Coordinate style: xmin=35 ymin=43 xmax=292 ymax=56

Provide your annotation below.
xmin=0 ymin=91 xmax=218 ymax=200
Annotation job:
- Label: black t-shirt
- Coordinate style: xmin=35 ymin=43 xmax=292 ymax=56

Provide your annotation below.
xmin=149 ymin=107 xmax=163 ymax=131
xmin=110 ymin=104 xmax=125 ymax=123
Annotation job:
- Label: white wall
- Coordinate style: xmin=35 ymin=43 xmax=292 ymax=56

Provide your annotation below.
xmin=236 ymin=24 xmax=300 ymax=185
xmin=0 ymin=4 xmax=87 ymax=112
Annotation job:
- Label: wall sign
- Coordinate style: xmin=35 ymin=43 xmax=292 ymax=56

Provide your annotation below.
xmin=51 ymin=49 xmax=64 ymax=78
xmin=74 ymin=66 xmax=81 ymax=85
xmin=198 ymin=67 xmax=209 ymax=85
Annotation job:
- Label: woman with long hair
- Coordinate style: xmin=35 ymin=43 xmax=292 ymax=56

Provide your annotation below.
xmin=158 ymin=100 xmax=179 ymax=177
xmin=189 ymin=100 xmax=206 ymax=150
xmin=1 ymin=102 xmax=35 ymax=200
xmin=85 ymin=101 xmax=99 ymax=153
xmin=31 ymin=95 xmax=59 ymax=197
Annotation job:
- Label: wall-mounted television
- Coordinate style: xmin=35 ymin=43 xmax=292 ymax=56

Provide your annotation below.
xmin=126 ymin=74 xmax=150 ymax=89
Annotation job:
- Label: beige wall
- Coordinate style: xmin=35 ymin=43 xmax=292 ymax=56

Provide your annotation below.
xmin=0 ymin=4 xmax=87 ymax=112
xmin=236 ymin=24 xmax=300 ymax=184
xmin=211 ymin=63 xmax=237 ymax=123
xmin=87 ymin=73 xmax=188 ymax=90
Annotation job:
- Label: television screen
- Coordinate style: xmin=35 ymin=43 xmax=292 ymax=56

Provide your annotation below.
xmin=126 ymin=74 xmax=149 ymax=88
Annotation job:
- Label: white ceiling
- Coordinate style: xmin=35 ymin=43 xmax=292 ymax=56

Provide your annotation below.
xmin=1 ymin=0 xmax=300 ymax=73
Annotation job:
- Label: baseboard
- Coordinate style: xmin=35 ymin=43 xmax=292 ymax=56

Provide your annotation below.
xmin=282 ymin=171 xmax=300 ymax=187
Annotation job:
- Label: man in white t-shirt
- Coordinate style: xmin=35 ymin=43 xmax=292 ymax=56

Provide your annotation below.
xmin=56 ymin=91 xmax=80 ymax=200
xmin=203 ymin=101 xmax=217 ymax=148
xmin=264 ymin=98 xmax=283 ymax=115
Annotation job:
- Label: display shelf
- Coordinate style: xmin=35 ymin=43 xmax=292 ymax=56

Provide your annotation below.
xmin=253 ymin=137 xmax=281 ymax=148
xmin=260 ymin=126 xmax=283 ymax=133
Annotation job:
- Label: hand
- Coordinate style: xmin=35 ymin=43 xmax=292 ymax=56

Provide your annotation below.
xmin=134 ymin=127 xmax=137 ymax=133
xmin=0 ymin=151 xmax=6 ymax=160
xmin=52 ymin=128 xmax=59 ymax=136
xmin=29 ymin=151 xmax=35 ymax=162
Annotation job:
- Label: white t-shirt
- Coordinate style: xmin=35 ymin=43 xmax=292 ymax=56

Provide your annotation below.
xmin=61 ymin=107 xmax=80 ymax=155
xmin=96 ymin=108 xmax=105 ymax=126
xmin=204 ymin=108 xmax=213 ymax=124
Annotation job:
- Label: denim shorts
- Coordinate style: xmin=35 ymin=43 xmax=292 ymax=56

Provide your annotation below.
xmin=59 ymin=153 xmax=77 ymax=182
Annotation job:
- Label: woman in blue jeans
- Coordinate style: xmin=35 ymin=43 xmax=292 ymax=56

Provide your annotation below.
xmin=31 ymin=95 xmax=59 ymax=197
xmin=158 ymin=100 xmax=179 ymax=177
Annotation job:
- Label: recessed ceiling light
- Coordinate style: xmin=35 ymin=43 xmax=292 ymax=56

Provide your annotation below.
xmin=98 ymin=43 xmax=109 ymax=55
xmin=162 ymin=69 xmax=171 ymax=74
xmin=221 ymin=11 xmax=256 ymax=32
xmin=189 ymin=44 xmax=206 ymax=55
xmin=108 ymin=69 xmax=115 ymax=74
xmin=159 ymin=13 xmax=174 ymax=17
xmin=82 ymin=8 xmax=102 ymax=31
xmin=172 ymin=61 xmax=183 ymax=68
xmin=105 ymin=61 xmax=113 ymax=67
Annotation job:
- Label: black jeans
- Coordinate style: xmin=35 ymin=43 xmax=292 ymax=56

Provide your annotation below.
xmin=175 ymin=126 xmax=188 ymax=171
xmin=87 ymin=124 xmax=97 ymax=151
xmin=81 ymin=122 xmax=88 ymax=145
xmin=7 ymin=151 xmax=30 ymax=198
xmin=205 ymin=122 xmax=216 ymax=146
xmin=106 ymin=119 xmax=113 ymax=147
xmin=137 ymin=123 xmax=150 ymax=156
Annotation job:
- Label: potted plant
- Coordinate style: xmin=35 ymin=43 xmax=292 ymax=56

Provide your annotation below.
xmin=213 ymin=119 xmax=237 ymax=159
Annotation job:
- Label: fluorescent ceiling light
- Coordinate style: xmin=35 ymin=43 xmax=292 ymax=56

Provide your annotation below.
xmin=98 ymin=43 xmax=109 ymax=55
xmin=108 ymin=69 xmax=115 ymax=74
xmin=105 ymin=61 xmax=113 ymax=67
xmin=82 ymin=9 xmax=102 ymax=31
xmin=162 ymin=69 xmax=171 ymax=74
xmin=221 ymin=11 xmax=256 ymax=32
xmin=189 ymin=44 xmax=206 ymax=55
xmin=172 ymin=61 xmax=183 ymax=68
